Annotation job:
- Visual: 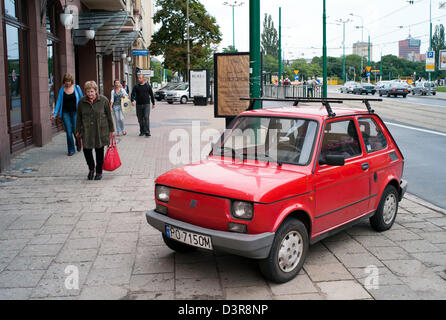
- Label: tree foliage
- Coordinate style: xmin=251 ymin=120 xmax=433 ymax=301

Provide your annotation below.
xmin=432 ymin=24 xmax=446 ymax=79
xmin=261 ymin=14 xmax=278 ymax=57
xmin=149 ymin=0 xmax=222 ymax=78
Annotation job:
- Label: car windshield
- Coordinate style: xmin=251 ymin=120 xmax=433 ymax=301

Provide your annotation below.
xmin=212 ymin=117 xmax=319 ymax=166
xmin=424 ymin=82 xmax=435 ymax=87
xmin=165 ymin=83 xmax=181 ymax=90
xmin=392 ymin=83 xmax=407 ymax=88
xmin=174 ymin=84 xmax=188 ymax=90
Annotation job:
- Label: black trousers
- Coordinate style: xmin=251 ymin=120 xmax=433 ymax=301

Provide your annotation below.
xmin=136 ymin=104 xmax=151 ymax=135
xmin=83 ymin=147 xmax=104 ymax=174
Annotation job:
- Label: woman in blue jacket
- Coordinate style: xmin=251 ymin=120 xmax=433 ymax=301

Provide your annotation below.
xmin=51 ymin=73 xmax=83 ymax=156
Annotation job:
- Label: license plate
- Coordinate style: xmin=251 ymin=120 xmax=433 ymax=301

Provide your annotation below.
xmin=165 ymin=225 xmax=213 ymax=250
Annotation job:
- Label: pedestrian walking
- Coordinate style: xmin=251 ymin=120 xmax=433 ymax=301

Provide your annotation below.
xmin=110 ymin=80 xmax=128 ymax=137
xmin=51 ymin=73 xmax=83 ymax=156
xmin=75 ymin=81 xmax=115 ymax=181
xmin=122 ymin=80 xmax=130 ymax=95
xmin=131 ymin=73 xmax=156 ymax=137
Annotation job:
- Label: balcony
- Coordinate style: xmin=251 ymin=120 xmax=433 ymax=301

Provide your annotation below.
xmin=81 ymin=0 xmax=126 ymax=11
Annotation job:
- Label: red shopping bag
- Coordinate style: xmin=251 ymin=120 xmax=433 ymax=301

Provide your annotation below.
xmin=103 ymin=135 xmax=121 ymax=172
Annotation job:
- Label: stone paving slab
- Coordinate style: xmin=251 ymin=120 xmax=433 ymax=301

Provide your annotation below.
xmin=0 ymin=102 xmax=445 ymax=300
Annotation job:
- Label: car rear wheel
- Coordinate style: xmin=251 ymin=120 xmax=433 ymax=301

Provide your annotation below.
xmin=370 ymin=185 xmax=399 ymax=232
xmin=403 ymin=95 xmax=407 ymax=98
xmin=412 ymin=91 xmax=415 ymax=95
xmin=258 ymin=218 xmax=309 ymax=283
xmin=162 ymin=233 xmax=197 ymax=253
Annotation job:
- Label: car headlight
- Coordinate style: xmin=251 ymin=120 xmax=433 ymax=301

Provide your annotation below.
xmin=231 ymin=201 xmax=253 ymax=220
xmin=156 ymin=185 xmax=170 ymax=202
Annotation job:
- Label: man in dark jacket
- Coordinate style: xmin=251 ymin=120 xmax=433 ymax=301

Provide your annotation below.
xmin=131 ymin=74 xmax=156 ymax=137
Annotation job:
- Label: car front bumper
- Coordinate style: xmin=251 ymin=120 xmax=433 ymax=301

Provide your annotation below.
xmin=166 ymin=96 xmax=180 ymax=102
xmin=146 ymin=210 xmax=275 ymax=259
xmin=399 ymin=179 xmax=408 ymax=201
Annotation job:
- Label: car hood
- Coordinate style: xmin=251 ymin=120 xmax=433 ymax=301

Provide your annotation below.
xmin=156 ymin=159 xmax=310 ymax=204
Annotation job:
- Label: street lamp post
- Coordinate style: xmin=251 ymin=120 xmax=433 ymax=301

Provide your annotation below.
xmin=249 ymin=0 xmax=261 ymax=109
xmin=336 ymin=18 xmax=352 ymax=84
xmin=278 ymin=7 xmax=282 ymax=86
xmin=350 ymin=13 xmax=364 ymax=77
xmin=223 ymin=1 xmax=245 ymax=52
xmin=322 ymin=0 xmax=327 ymax=98
xmin=187 ymin=0 xmax=190 ymax=82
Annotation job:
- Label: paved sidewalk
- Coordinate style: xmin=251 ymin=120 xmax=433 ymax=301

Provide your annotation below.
xmin=0 ymin=102 xmax=445 ymax=300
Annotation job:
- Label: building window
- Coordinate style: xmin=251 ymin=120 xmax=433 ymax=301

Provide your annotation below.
xmin=6 ymin=24 xmax=22 ymax=126
xmin=4 ymin=0 xmax=16 ymax=18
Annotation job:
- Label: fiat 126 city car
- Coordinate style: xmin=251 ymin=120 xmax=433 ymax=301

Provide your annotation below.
xmin=146 ymin=97 xmax=408 ymax=283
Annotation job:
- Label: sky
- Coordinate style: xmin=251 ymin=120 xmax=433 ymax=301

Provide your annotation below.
xmin=200 ymin=0 xmax=446 ymax=62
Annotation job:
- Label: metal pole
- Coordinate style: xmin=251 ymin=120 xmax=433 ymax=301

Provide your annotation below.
xmin=428 ymin=0 xmax=432 ymax=95
xmin=342 ymin=21 xmax=346 ymax=83
xmin=322 ymin=0 xmax=327 ymax=98
xmin=250 ymin=0 xmax=261 ymax=109
xmin=187 ymin=0 xmax=190 ymax=82
xmin=278 ymin=7 xmax=282 ymax=87
xmin=368 ymin=34 xmax=371 ymax=83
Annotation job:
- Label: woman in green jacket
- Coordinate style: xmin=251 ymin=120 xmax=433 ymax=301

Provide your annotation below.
xmin=75 ymin=81 xmax=115 ymax=180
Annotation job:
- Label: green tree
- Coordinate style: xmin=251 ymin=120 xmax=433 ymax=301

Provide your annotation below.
xmin=261 ymin=14 xmax=278 ymax=57
xmin=432 ymin=24 xmax=446 ymax=79
xmin=222 ymin=45 xmax=238 ymax=53
xmin=150 ymin=57 xmax=163 ymax=84
xmin=149 ymin=0 xmax=222 ymax=80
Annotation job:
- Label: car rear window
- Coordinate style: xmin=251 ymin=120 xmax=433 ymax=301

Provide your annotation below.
xmin=358 ymin=117 xmax=388 ymax=153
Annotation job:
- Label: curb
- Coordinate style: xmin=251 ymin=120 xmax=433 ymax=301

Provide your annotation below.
xmin=404 ymin=193 xmax=446 ymax=215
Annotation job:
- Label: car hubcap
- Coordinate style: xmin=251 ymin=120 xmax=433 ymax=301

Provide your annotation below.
xmin=383 ymin=193 xmax=397 ymax=224
xmin=278 ymin=231 xmax=303 ymax=273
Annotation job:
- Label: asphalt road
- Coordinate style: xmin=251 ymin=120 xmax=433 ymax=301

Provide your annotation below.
xmin=383 ymin=120 xmax=446 ymax=209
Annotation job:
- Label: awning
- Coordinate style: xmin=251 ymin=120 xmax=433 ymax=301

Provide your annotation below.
xmin=111 ymin=30 xmax=141 ymax=62
xmin=73 ymin=11 xmax=132 ymax=55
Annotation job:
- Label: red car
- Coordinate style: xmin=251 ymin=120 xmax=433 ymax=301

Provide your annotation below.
xmin=146 ymin=98 xmax=407 ymax=283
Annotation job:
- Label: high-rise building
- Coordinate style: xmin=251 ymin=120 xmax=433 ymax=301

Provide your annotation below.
xmin=353 ymin=41 xmax=372 ymax=60
xmin=399 ymin=37 xmax=422 ymax=61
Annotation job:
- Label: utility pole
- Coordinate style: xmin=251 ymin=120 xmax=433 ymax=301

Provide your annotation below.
xmin=322 ymin=0 xmax=327 ymax=98
xmin=250 ymin=0 xmax=261 ymax=109
xmin=187 ymin=0 xmax=190 ymax=82
xmin=428 ymin=0 xmax=432 ymax=95
xmin=368 ymin=34 xmax=371 ymax=83
xmin=278 ymin=7 xmax=282 ymax=87
xmin=350 ymin=13 xmax=364 ymax=81
xmin=337 ymin=18 xmax=351 ymax=84
xmin=223 ymin=1 xmax=245 ymax=52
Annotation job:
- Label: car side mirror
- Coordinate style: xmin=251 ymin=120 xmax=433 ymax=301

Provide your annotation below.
xmin=320 ymin=154 xmax=345 ymax=166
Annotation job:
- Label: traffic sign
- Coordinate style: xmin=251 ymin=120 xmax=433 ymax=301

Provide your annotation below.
xmin=294 ymin=70 xmax=299 ymax=75
xmin=367 ymin=72 xmax=371 ymax=77
xmin=426 ymin=51 xmax=435 ymax=72
xmin=294 ymin=75 xmax=300 ymax=80
xmin=132 ymin=49 xmax=149 ymax=56
xmin=366 ymin=66 xmax=372 ymax=73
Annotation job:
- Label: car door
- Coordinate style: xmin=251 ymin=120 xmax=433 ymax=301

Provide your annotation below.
xmin=313 ymin=118 xmax=371 ymax=235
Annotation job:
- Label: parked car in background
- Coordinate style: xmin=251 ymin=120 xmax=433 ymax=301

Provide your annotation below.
xmin=353 ymin=83 xmax=376 ymax=95
xmin=340 ymin=81 xmax=359 ymax=94
xmin=146 ymin=99 xmax=407 ymax=283
xmin=155 ymin=82 xmax=183 ymax=102
xmin=166 ymin=83 xmax=190 ymax=104
xmin=379 ymin=82 xmax=409 ymax=98
xmin=412 ymin=81 xmax=437 ymax=96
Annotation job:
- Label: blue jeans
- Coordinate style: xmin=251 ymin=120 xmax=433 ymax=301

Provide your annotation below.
xmin=62 ymin=111 xmax=78 ymax=153
xmin=112 ymin=105 xmax=125 ymax=134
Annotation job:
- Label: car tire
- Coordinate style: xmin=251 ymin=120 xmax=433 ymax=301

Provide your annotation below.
xmin=433 ymin=92 xmax=436 ymax=96
xmin=258 ymin=218 xmax=309 ymax=283
xmin=379 ymin=92 xmax=383 ymax=97
xmin=167 ymin=101 xmax=174 ymax=104
xmin=162 ymin=233 xmax=197 ymax=253
xmin=370 ymin=185 xmax=399 ymax=232
xmin=412 ymin=91 xmax=415 ymax=95
xmin=387 ymin=93 xmax=391 ymax=97
xmin=180 ymin=96 xmax=188 ymax=104
xmin=403 ymin=95 xmax=407 ymax=98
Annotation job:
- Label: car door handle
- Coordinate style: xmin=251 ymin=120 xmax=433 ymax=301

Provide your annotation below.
xmin=361 ymin=163 xmax=370 ymax=171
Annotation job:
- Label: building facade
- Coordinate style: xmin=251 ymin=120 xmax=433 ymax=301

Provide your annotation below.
xmin=353 ymin=41 xmax=373 ymax=60
xmin=399 ymin=37 xmax=424 ymax=62
xmin=0 ymin=0 xmax=153 ymax=171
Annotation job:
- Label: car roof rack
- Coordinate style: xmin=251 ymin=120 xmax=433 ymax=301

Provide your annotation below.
xmin=240 ymin=97 xmax=382 ymax=117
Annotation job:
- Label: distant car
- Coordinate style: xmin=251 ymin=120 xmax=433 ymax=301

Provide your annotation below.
xmin=375 ymin=81 xmax=390 ymax=91
xmin=353 ymin=83 xmax=376 ymax=95
xmin=154 ymin=83 xmax=183 ymax=101
xmin=412 ymin=81 xmax=437 ymax=96
xmin=379 ymin=82 xmax=409 ymax=98
xmin=166 ymin=83 xmax=190 ymax=104
xmin=340 ymin=81 xmax=359 ymax=94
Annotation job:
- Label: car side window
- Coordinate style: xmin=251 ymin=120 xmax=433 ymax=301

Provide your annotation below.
xmin=358 ymin=117 xmax=388 ymax=153
xmin=319 ymin=119 xmax=362 ymax=163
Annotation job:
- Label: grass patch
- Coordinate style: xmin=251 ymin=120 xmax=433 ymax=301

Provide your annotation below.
xmin=437 ymin=87 xmax=446 ymax=92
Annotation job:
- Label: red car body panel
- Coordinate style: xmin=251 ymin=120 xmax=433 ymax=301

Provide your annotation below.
xmin=154 ymin=105 xmax=405 ymax=244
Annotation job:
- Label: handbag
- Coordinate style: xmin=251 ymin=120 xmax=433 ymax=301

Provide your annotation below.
xmin=103 ymin=135 xmax=121 ymax=172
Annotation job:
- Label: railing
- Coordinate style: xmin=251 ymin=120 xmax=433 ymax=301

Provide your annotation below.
xmin=263 ymin=84 xmax=322 ymax=99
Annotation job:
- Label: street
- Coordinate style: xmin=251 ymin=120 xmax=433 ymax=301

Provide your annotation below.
xmin=0 ymin=100 xmax=445 ymax=300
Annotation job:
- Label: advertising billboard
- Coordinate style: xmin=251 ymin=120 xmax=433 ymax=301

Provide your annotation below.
xmin=189 ymin=69 xmax=210 ymax=98
xmin=440 ymin=50 xmax=446 ymax=71
xmin=214 ymin=52 xmax=251 ymax=118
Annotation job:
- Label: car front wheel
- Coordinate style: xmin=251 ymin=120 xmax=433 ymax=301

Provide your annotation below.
xmin=180 ymin=96 xmax=188 ymax=104
xmin=370 ymin=185 xmax=399 ymax=232
xmin=258 ymin=218 xmax=309 ymax=283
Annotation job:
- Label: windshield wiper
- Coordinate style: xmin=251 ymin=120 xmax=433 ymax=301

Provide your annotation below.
xmin=264 ymin=153 xmax=283 ymax=167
